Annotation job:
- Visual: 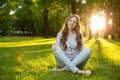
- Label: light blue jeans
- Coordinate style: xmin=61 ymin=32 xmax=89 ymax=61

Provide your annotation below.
xmin=53 ymin=46 xmax=91 ymax=73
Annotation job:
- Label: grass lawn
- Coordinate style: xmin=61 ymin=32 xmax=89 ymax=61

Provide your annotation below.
xmin=0 ymin=36 xmax=120 ymax=80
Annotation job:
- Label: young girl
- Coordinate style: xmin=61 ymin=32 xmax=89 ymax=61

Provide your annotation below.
xmin=51 ymin=14 xmax=92 ymax=76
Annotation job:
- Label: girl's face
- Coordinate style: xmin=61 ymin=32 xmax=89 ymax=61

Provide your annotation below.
xmin=67 ymin=17 xmax=77 ymax=31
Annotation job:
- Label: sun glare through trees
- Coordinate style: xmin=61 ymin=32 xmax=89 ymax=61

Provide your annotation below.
xmin=90 ymin=11 xmax=106 ymax=32
xmin=90 ymin=11 xmax=107 ymax=38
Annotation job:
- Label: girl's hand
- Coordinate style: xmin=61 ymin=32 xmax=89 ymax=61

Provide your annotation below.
xmin=51 ymin=44 xmax=57 ymax=51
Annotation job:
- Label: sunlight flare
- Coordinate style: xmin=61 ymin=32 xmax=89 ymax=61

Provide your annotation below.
xmin=90 ymin=14 xmax=106 ymax=31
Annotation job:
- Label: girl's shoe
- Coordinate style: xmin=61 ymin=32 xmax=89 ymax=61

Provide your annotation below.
xmin=78 ymin=70 xmax=91 ymax=76
xmin=51 ymin=68 xmax=57 ymax=72
xmin=51 ymin=67 xmax=65 ymax=72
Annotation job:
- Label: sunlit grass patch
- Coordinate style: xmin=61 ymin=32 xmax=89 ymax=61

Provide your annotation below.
xmin=85 ymin=39 xmax=120 ymax=80
xmin=0 ymin=37 xmax=120 ymax=80
xmin=94 ymin=39 xmax=120 ymax=65
xmin=0 ymin=37 xmax=55 ymax=48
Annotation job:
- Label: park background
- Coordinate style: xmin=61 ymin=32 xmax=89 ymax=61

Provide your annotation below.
xmin=0 ymin=0 xmax=120 ymax=80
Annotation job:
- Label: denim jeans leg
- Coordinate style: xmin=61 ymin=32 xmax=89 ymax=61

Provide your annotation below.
xmin=64 ymin=48 xmax=91 ymax=70
xmin=53 ymin=46 xmax=79 ymax=73
xmin=54 ymin=55 xmax=65 ymax=68
xmin=72 ymin=48 xmax=91 ymax=66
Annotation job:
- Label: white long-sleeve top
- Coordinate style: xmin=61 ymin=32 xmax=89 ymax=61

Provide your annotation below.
xmin=56 ymin=32 xmax=84 ymax=61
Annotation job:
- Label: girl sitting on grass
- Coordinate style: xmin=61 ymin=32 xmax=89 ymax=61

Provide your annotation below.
xmin=51 ymin=14 xmax=92 ymax=76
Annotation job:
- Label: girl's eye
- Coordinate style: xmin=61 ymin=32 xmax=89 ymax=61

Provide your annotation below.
xmin=70 ymin=20 xmax=72 ymax=22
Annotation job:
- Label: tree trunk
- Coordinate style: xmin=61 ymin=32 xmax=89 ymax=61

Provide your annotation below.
xmin=31 ymin=20 xmax=36 ymax=36
xmin=43 ymin=8 xmax=49 ymax=38
xmin=71 ymin=1 xmax=76 ymax=14
xmin=88 ymin=26 xmax=92 ymax=40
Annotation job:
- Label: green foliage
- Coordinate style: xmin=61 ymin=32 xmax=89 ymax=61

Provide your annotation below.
xmin=0 ymin=0 xmax=120 ymax=39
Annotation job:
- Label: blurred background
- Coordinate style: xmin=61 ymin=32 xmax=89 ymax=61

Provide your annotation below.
xmin=0 ymin=0 xmax=120 ymax=40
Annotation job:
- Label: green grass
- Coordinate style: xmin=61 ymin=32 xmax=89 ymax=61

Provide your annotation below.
xmin=0 ymin=37 xmax=120 ymax=80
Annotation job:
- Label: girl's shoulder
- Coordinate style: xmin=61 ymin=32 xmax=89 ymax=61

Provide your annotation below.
xmin=57 ymin=31 xmax=62 ymax=36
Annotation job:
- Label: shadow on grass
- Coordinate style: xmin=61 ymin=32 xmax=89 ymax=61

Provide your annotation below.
xmin=105 ymin=39 xmax=120 ymax=46
xmin=90 ymin=39 xmax=120 ymax=80
xmin=0 ymin=41 xmax=55 ymax=80
xmin=0 ymin=37 xmax=120 ymax=80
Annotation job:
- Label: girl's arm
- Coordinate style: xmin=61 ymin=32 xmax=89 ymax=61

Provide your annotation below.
xmin=56 ymin=32 xmax=62 ymax=46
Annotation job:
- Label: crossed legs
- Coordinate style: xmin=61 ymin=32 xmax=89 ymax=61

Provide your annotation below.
xmin=51 ymin=44 xmax=92 ymax=75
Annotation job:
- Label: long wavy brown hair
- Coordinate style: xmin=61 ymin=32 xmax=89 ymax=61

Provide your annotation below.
xmin=60 ymin=14 xmax=82 ymax=51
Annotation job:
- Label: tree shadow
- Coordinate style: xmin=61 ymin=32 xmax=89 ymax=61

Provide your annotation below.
xmin=1 ymin=38 xmax=120 ymax=80
xmin=0 ymin=39 xmax=55 ymax=80
xmin=105 ymin=39 xmax=120 ymax=46
xmin=90 ymin=39 xmax=120 ymax=80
